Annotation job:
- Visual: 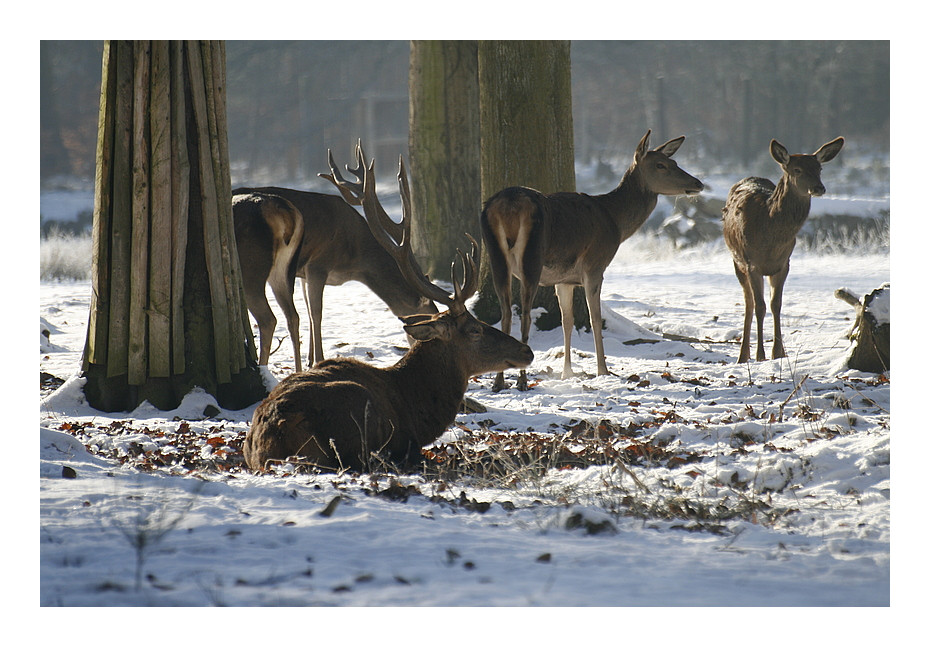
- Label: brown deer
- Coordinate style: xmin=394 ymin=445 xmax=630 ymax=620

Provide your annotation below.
xmin=242 ymin=143 xmax=534 ymax=472
xmin=722 ymin=136 xmax=844 ymax=363
xmin=233 ymin=192 xmax=305 ymax=370
xmin=231 ymin=182 xmax=437 ymax=372
xmin=481 ymin=130 xmax=704 ymax=391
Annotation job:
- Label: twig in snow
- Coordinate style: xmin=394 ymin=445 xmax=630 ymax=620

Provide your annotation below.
xmin=778 ymin=374 xmax=809 ymax=422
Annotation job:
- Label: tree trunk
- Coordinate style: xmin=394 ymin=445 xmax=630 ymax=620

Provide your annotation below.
xmin=408 ymin=40 xmax=480 ymax=283
xmin=835 ymin=284 xmax=890 ymax=374
xmin=81 ymin=40 xmax=265 ymax=413
xmin=472 ymin=40 xmax=588 ymax=331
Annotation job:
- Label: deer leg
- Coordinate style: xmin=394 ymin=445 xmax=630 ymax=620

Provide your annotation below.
xmin=490 ymin=270 xmax=513 ymax=393
xmin=769 ymin=263 xmax=790 ymax=359
xmin=242 ymin=271 xmax=276 ymax=366
xmin=267 ymin=250 xmax=302 ymax=372
xmin=583 ymin=276 xmax=608 ymax=376
xmin=253 ymin=299 xmax=276 ymax=367
xmin=301 ymin=271 xmax=326 ymax=367
xmin=748 ymin=269 xmax=767 ymax=362
xmin=268 ymin=273 xmax=302 ymax=373
xmin=515 ymin=279 xmax=539 ymax=391
xmin=553 ymin=283 xmax=574 ymax=378
xmin=733 ymin=262 xmax=754 ymax=363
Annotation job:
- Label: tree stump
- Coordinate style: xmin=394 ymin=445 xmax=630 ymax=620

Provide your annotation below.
xmin=835 ymin=283 xmax=890 ymax=374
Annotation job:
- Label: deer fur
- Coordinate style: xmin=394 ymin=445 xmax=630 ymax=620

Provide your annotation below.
xmin=722 ymin=136 xmax=845 ymax=363
xmin=243 ymin=307 xmax=533 ymax=471
xmin=233 ymin=192 xmax=304 ymax=370
xmin=242 ymin=144 xmax=533 ymax=472
xmin=480 ymin=130 xmax=704 ymax=390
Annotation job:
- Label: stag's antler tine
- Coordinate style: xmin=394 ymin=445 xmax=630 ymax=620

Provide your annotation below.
xmin=351 ymin=140 xmax=369 ymax=186
xmin=358 ymin=153 xmax=407 ymax=251
xmin=394 ymin=156 xmax=415 ymax=246
xmin=450 ymin=234 xmax=479 ymax=307
xmin=319 ymin=148 xmax=363 ymax=206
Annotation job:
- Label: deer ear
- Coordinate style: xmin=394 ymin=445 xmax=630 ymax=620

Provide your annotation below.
xmin=814 ymin=137 xmax=844 ymax=164
xmin=654 ymin=135 xmax=684 ymax=157
xmin=634 ymin=130 xmax=651 ymax=163
xmin=770 ymin=139 xmax=790 ymax=166
xmin=402 ymin=316 xmax=451 ymax=342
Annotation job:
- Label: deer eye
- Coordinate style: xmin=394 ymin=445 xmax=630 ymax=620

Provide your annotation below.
xmin=656 ymin=162 xmax=667 ymax=170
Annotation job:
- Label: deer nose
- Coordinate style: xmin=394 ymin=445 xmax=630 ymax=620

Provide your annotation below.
xmin=686 ymin=178 xmax=704 ymax=194
xmin=513 ymin=345 xmax=534 ymax=367
xmin=809 ymin=183 xmax=825 ymax=197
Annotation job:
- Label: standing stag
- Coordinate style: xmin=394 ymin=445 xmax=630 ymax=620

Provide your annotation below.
xmin=231 ymin=183 xmax=437 ymax=372
xmin=480 ymin=130 xmax=703 ymax=391
xmin=242 ymin=143 xmax=533 ymax=472
xmin=722 ymin=136 xmax=844 ymax=363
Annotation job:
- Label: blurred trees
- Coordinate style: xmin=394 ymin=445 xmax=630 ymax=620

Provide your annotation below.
xmin=41 ymin=41 xmax=104 ymax=180
xmin=571 ymin=41 xmax=889 ymax=169
xmin=41 ymin=40 xmax=890 ymax=186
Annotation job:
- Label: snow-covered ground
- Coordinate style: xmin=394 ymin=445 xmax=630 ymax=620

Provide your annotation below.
xmin=40 ymin=227 xmax=894 ymax=613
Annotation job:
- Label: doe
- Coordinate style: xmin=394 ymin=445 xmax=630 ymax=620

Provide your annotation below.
xmin=480 ymin=130 xmax=703 ymax=390
xmin=722 ymin=136 xmax=844 ymax=363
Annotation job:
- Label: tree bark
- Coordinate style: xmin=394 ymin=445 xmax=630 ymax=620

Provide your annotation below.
xmin=408 ymin=40 xmax=480 ymax=283
xmin=81 ymin=40 xmax=265 ymax=413
xmin=835 ymin=284 xmax=890 ymax=374
xmin=472 ymin=40 xmax=588 ymax=331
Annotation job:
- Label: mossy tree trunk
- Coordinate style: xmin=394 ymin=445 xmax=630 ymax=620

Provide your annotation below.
xmin=408 ymin=40 xmax=481 ymax=283
xmin=471 ymin=40 xmax=589 ymax=331
xmin=81 ymin=40 xmax=266 ymax=413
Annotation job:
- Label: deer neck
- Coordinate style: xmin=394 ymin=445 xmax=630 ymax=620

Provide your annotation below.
xmin=391 ymin=340 xmax=469 ymax=436
xmin=769 ymin=176 xmax=813 ymax=231
xmin=603 ymin=166 xmax=659 ymax=239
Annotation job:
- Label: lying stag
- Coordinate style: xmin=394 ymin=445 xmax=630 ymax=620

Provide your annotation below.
xmin=231 ymin=182 xmax=437 ymax=372
xmin=243 ymin=144 xmax=533 ymax=472
xmin=480 ymin=130 xmax=703 ymax=390
xmin=722 ymin=136 xmax=844 ymax=363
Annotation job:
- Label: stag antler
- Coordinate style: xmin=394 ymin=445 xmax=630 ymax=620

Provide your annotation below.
xmin=321 ymin=141 xmax=477 ymax=313
xmin=319 ymin=147 xmax=364 ymax=206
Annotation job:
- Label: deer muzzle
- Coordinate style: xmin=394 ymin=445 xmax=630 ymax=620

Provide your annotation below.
xmin=685 ymin=177 xmax=704 ymax=195
xmin=507 ymin=345 xmax=534 ymax=369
